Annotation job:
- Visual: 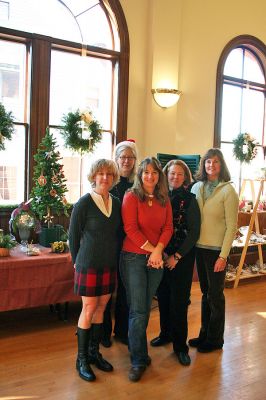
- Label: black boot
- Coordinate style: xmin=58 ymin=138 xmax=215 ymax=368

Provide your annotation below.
xmin=76 ymin=327 xmax=96 ymax=381
xmin=89 ymin=323 xmax=113 ymax=372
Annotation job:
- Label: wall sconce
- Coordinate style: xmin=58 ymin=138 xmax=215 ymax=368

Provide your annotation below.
xmin=151 ymin=88 xmax=182 ymax=108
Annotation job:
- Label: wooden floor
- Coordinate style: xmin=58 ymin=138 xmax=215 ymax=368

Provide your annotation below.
xmin=1 ymin=281 xmax=266 ymax=400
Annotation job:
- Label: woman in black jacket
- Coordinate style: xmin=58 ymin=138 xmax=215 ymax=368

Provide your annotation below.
xmin=150 ymin=159 xmax=200 ymax=366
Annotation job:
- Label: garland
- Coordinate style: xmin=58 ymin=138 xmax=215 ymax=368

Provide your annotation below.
xmin=0 ymin=102 xmax=14 ymax=151
xmin=60 ymin=110 xmax=102 ymax=154
xmin=232 ymin=133 xmax=257 ymax=164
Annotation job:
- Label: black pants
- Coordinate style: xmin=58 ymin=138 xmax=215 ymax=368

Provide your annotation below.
xmin=157 ymin=248 xmax=195 ymax=353
xmin=103 ymin=266 xmax=129 ymax=340
xmin=196 ymin=248 xmax=226 ymax=346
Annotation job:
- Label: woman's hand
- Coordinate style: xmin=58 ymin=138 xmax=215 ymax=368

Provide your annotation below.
xmin=214 ymin=257 xmax=227 ymax=272
xmin=147 ymin=247 xmax=164 ymax=269
xmin=164 ymin=255 xmax=177 ymax=270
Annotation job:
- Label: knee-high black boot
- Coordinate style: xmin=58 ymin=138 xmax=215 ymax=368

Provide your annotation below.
xmin=88 ymin=323 xmax=113 ymax=372
xmin=76 ymin=327 xmax=96 ymax=381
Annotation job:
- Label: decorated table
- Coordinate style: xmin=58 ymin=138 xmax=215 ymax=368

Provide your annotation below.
xmin=0 ymin=245 xmax=77 ymax=313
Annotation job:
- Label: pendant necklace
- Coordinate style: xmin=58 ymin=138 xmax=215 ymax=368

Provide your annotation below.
xmin=145 ymin=193 xmax=154 ymax=207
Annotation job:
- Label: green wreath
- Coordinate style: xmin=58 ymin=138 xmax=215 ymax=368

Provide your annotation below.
xmin=232 ymin=133 xmax=257 ymax=164
xmin=0 ymin=102 xmax=15 ymax=151
xmin=60 ymin=109 xmax=102 ymax=154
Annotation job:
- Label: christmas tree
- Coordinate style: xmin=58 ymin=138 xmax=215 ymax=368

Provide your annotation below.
xmin=30 ymin=128 xmax=69 ymax=226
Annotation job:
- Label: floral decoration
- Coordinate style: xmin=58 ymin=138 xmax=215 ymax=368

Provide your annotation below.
xmin=10 ymin=202 xmax=41 ymax=234
xmin=232 ymin=133 xmax=258 ymax=163
xmin=60 ymin=109 xmax=102 ymax=154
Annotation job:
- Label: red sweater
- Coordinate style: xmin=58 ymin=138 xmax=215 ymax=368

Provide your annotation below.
xmin=122 ymin=192 xmax=173 ymax=254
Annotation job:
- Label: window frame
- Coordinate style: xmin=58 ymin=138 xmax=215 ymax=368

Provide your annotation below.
xmin=0 ymin=0 xmax=129 ymax=201
xmin=214 ymin=35 xmax=266 ymax=148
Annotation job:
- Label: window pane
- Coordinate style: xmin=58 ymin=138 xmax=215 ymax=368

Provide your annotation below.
xmin=77 ymin=5 xmax=113 ymax=49
xmin=221 ymin=84 xmax=242 ymax=141
xmin=241 ymin=89 xmax=264 ymax=143
xmin=224 ymin=48 xmax=243 ymax=79
xmin=50 ymin=50 xmax=113 ymax=130
xmin=220 ymin=142 xmax=240 ymax=191
xmin=0 ymin=0 xmax=119 ymax=50
xmin=51 ymin=128 xmax=112 ymax=203
xmin=243 ymin=49 xmax=265 ymax=84
xmin=0 ymin=125 xmax=25 ymax=204
xmin=0 ymin=39 xmax=27 ymax=121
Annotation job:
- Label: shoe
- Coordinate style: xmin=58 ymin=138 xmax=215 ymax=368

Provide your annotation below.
xmin=150 ymin=336 xmax=171 ymax=347
xmin=146 ymin=355 xmax=151 ymax=366
xmin=188 ymin=337 xmax=205 ymax=348
xmin=88 ymin=324 xmax=113 ymax=372
xmin=114 ymin=335 xmax=128 ymax=345
xmin=176 ymin=351 xmax=191 ymax=366
xmin=197 ymin=341 xmax=223 ymax=353
xmin=76 ymin=358 xmax=96 ymax=382
xmin=128 ymin=366 xmax=146 ymax=382
xmin=101 ymin=337 xmax=112 ymax=348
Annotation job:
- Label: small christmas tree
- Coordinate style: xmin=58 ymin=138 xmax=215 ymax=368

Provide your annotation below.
xmin=30 ymin=128 xmax=69 ymax=227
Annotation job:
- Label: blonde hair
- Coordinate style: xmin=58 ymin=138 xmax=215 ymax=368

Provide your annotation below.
xmin=88 ymin=159 xmax=119 ymax=188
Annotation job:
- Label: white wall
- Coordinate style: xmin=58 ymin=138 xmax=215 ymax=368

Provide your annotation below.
xmin=119 ymin=0 xmax=266 ymax=160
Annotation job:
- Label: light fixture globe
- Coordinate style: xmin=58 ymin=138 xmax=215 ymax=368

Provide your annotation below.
xmin=151 ymin=88 xmax=182 ymax=108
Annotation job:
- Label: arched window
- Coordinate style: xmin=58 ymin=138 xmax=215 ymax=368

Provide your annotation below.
xmin=0 ymin=0 xmax=129 ymax=204
xmin=214 ymin=35 xmax=266 ymax=192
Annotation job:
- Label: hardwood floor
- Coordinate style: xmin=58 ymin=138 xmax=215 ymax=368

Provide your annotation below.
xmin=1 ymin=281 xmax=266 ymax=400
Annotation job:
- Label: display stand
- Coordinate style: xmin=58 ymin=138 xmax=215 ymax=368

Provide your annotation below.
xmin=233 ymin=179 xmax=265 ymax=288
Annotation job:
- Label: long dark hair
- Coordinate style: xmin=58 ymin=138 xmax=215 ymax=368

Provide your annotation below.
xmin=130 ymin=157 xmax=169 ymax=206
xmin=194 ymin=148 xmax=231 ymax=182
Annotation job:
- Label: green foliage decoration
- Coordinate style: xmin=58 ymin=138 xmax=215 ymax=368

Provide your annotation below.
xmin=0 ymin=102 xmax=15 ymax=151
xmin=60 ymin=109 xmax=102 ymax=153
xmin=233 ymin=133 xmax=257 ymax=164
xmin=30 ymin=128 xmax=70 ymax=226
xmin=0 ymin=234 xmax=17 ymax=249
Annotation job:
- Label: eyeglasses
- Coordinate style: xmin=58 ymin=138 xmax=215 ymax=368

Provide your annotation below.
xmin=119 ymin=156 xmax=136 ymax=161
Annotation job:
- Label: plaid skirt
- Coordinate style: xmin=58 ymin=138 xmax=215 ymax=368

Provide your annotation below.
xmin=74 ymin=267 xmax=117 ymax=297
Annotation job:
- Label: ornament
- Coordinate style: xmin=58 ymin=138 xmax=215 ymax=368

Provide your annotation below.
xmin=62 ymin=196 xmax=68 ymax=205
xmin=50 ymin=189 xmax=57 ymax=197
xmin=44 ymin=213 xmax=54 ymax=224
xmin=51 ymin=175 xmax=58 ymax=183
xmin=38 ymin=175 xmax=47 ymax=186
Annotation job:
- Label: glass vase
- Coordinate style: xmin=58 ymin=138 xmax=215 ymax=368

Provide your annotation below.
xmin=18 ymin=227 xmax=30 ymax=251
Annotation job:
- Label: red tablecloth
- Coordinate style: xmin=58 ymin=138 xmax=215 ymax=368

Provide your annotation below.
xmin=0 ymin=246 xmax=78 ymax=312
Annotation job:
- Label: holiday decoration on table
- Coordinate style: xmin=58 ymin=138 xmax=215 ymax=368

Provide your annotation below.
xmin=10 ymin=201 xmax=41 ymax=236
xmin=60 ymin=109 xmax=102 ymax=153
xmin=232 ymin=133 xmax=258 ymax=163
xmin=30 ymin=128 xmax=70 ymax=226
xmin=51 ymin=241 xmax=69 ymax=253
xmin=0 ymin=102 xmax=15 ymax=151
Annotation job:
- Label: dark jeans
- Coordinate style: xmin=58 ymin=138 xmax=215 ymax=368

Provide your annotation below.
xmin=196 ymin=248 xmax=226 ymax=346
xmin=157 ymin=248 xmax=195 ymax=353
xmin=120 ymin=251 xmax=163 ymax=367
xmin=103 ymin=267 xmax=129 ymax=340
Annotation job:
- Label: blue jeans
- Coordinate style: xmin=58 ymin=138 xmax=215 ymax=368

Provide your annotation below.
xmin=120 ymin=251 xmax=163 ymax=367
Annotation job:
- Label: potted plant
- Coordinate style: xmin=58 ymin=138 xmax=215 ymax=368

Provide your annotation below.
xmin=0 ymin=231 xmax=17 ymax=257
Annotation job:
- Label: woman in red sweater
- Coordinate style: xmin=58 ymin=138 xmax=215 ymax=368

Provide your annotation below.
xmin=120 ymin=157 xmax=173 ymax=382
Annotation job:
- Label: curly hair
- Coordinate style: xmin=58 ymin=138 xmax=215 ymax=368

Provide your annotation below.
xmin=88 ymin=159 xmax=120 ymax=188
xmin=163 ymin=159 xmax=192 ymax=187
xmin=194 ymin=148 xmax=231 ymax=182
xmin=130 ymin=157 xmax=169 ymax=206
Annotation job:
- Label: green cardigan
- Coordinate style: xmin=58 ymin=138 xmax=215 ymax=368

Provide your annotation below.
xmin=191 ymin=181 xmax=239 ymax=258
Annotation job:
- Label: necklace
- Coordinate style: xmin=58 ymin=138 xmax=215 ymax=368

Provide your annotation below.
xmin=145 ymin=193 xmax=154 ymax=207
